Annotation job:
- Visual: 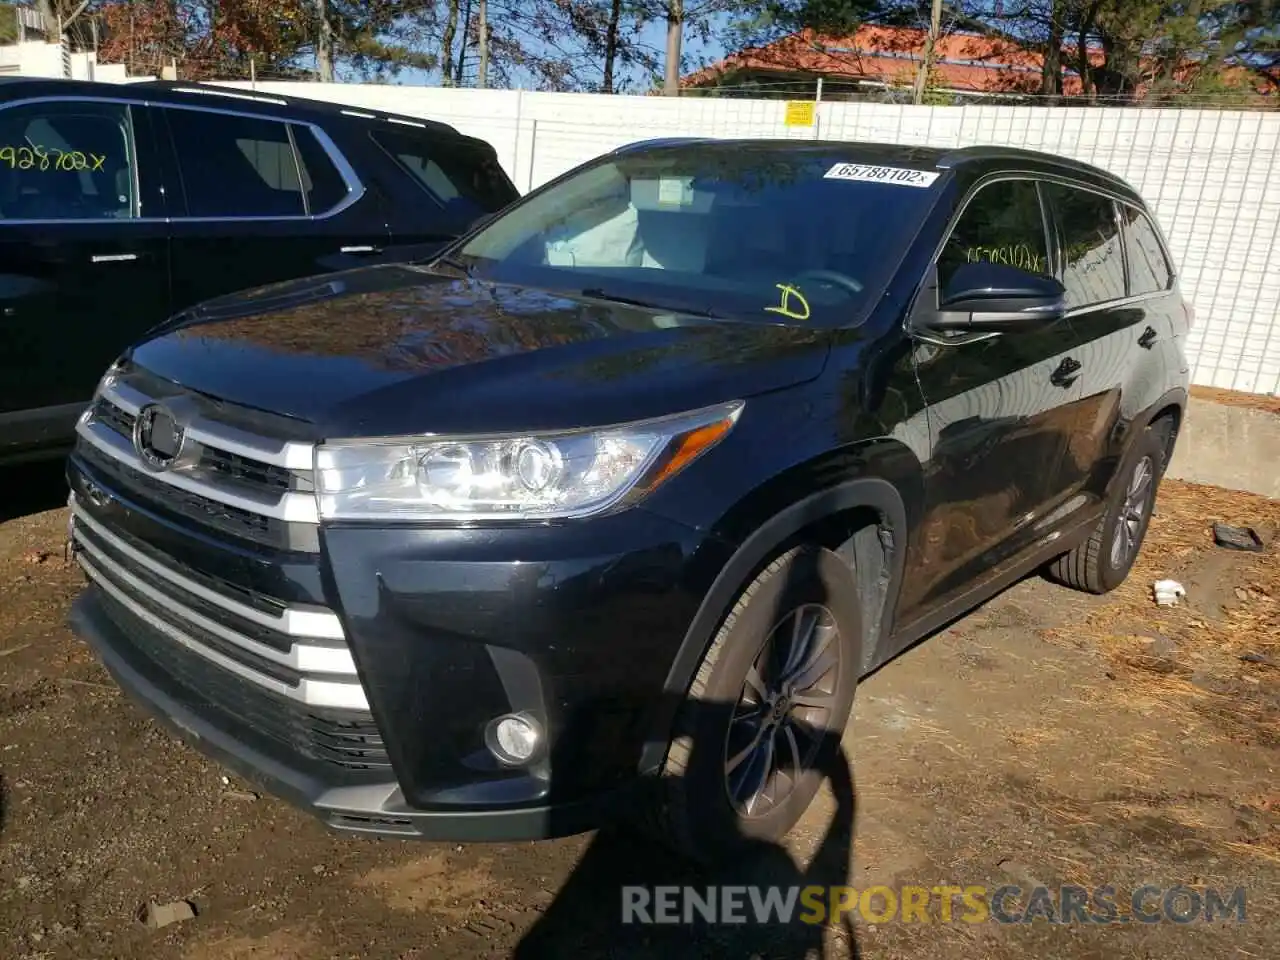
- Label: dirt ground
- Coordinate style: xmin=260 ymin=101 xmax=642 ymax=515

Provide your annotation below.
xmin=1189 ymin=385 xmax=1280 ymax=416
xmin=1 ymin=459 xmax=1277 ymax=960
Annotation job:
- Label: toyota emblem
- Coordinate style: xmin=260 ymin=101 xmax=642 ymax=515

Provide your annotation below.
xmin=133 ymin=403 xmax=186 ymax=470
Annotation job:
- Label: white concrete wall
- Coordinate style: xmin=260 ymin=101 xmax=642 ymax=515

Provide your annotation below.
xmin=220 ymin=82 xmax=1279 ymax=396
xmin=0 ymin=40 xmax=132 ymax=82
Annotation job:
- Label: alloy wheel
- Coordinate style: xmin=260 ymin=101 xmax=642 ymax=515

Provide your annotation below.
xmin=1111 ymin=454 xmax=1155 ymax=568
xmin=724 ymin=603 xmax=841 ymax=818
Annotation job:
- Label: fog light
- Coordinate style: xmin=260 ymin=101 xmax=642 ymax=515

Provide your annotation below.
xmin=486 ymin=713 xmax=541 ymax=765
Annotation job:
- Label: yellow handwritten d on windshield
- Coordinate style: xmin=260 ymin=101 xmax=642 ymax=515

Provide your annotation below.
xmin=764 ymin=283 xmax=811 ymax=321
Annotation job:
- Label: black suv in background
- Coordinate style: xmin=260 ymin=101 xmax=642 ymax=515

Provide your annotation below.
xmin=66 ymin=140 xmax=1190 ymax=865
xmin=0 ymin=78 xmax=518 ymax=464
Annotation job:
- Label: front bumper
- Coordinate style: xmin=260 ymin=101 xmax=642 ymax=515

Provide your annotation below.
xmin=71 ymin=589 xmax=626 ymax=841
xmin=67 ymin=451 xmax=730 ymax=840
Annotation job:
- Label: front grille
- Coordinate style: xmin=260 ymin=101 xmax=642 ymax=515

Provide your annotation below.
xmin=90 ymin=397 xmax=303 ymax=494
xmin=69 ymin=366 xmax=388 ymax=783
xmin=95 ymin=397 xmax=134 ymax=436
xmin=95 ymin=588 xmax=390 ymax=777
xmin=70 ymin=491 xmax=387 ymax=779
xmin=76 ymin=369 xmax=320 ymax=552
xmin=201 ymin=447 xmax=295 ymax=492
xmin=77 ymin=441 xmax=288 ymax=548
xmin=71 ymin=498 xmax=360 ymax=701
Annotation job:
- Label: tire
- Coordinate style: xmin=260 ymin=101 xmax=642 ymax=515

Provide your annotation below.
xmin=1046 ymin=425 xmax=1166 ymax=594
xmin=647 ymin=545 xmax=863 ymax=865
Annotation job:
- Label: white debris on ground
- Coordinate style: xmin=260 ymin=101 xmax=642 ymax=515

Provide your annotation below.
xmin=1153 ymin=579 xmax=1187 ymax=606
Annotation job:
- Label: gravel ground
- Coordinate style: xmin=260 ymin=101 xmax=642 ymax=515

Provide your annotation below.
xmin=1 ymin=460 xmax=1276 ymax=960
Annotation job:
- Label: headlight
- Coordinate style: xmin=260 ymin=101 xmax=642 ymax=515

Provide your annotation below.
xmin=315 ymin=400 xmax=744 ymax=521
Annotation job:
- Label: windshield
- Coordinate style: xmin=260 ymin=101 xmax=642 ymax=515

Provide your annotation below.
xmin=453 ymin=145 xmax=944 ymax=326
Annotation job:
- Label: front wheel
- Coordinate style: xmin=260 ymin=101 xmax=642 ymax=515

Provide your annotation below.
xmin=647 ymin=546 xmax=862 ymax=865
xmin=1046 ymin=426 xmax=1165 ymax=594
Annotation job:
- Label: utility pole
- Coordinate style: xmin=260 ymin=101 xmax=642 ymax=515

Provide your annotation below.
xmin=317 ymin=0 xmax=335 ymax=82
xmin=477 ymin=0 xmax=488 ymax=89
xmin=913 ymin=0 xmax=943 ymax=105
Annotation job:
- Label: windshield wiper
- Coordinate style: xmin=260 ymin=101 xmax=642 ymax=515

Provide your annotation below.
xmin=433 ymin=254 xmax=475 ymax=278
xmin=578 ymin=288 xmax=724 ymax=319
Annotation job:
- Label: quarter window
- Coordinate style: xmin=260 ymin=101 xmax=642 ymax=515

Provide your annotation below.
xmin=1121 ymin=205 xmax=1172 ymax=296
xmin=938 ymin=179 xmax=1051 ymax=295
xmin=293 ymin=127 xmax=349 ymax=212
xmin=371 ymin=129 xmax=513 ymax=226
xmin=165 ymin=109 xmax=347 ymax=218
xmin=1043 ymin=184 xmax=1126 ymax=309
xmin=0 ymin=100 xmax=137 ymax=221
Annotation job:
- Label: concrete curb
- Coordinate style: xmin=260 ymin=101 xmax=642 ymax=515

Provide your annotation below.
xmin=1166 ymin=398 xmax=1280 ymax=499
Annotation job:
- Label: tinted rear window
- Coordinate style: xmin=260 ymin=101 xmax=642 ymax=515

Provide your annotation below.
xmin=372 ymin=129 xmax=515 ymax=224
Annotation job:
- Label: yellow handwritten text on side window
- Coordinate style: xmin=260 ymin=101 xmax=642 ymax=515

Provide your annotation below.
xmin=964 ymin=244 xmax=1046 ymax=275
xmin=0 ymin=145 xmax=107 ymax=172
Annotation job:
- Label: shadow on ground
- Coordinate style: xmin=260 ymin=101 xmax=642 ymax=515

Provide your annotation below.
xmin=0 ymin=459 xmax=70 ymax=524
xmin=514 ymin=734 xmax=858 ymax=959
xmin=516 ymin=546 xmax=861 ymax=959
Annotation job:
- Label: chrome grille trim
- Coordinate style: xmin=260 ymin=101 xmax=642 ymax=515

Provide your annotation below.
xmin=101 ymin=378 xmax=315 ymax=471
xmin=77 ymin=552 xmax=369 ymax=710
xmin=70 ymin=501 xmax=341 ymax=640
xmin=75 ymin=532 xmax=356 ymax=676
xmin=76 ymin=414 xmax=319 ymax=524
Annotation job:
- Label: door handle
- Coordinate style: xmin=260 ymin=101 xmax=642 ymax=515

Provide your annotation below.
xmin=91 ymin=253 xmax=138 ymax=263
xmin=1138 ymin=325 xmax=1158 ymax=349
xmin=1050 ymin=356 xmax=1081 ymax=388
xmin=339 ymin=245 xmax=383 ymax=255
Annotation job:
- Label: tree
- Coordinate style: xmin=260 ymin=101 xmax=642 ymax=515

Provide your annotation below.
xmin=632 ymin=0 xmax=749 ymax=94
xmin=448 ymin=0 xmax=658 ymax=92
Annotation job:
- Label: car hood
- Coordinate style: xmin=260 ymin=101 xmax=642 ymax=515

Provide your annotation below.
xmin=128 ymin=264 xmax=831 ymax=438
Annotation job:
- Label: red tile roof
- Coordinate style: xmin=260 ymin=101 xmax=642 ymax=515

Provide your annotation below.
xmin=682 ymin=26 xmax=1083 ymax=94
xmin=681 ymin=25 xmax=1268 ymax=98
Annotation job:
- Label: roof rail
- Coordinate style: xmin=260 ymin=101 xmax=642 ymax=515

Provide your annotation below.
xmin=167 ymin=85 xmax=290 ymax=107
xmin=936 ymin=144 xmax=1134 ymax=188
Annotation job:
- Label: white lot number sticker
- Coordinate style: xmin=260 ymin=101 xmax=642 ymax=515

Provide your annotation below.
xmin=823 ymin=162 xmax=939 ymax=188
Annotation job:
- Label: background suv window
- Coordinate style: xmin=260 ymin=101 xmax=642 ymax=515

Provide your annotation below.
xmin=1121 ymin=205 xmax=1173 ymax=296
xmin=292 ymin=127 xmax=349 ymax=212
xmin=372 ymin=129 xmax=512 ymax=225
xmin=1043 ymin=184 xmax=1127 ymax=308
xmin=938 ymin=178 xmax=1051 ymax=294
xmin=165 ymin=109 xmax=344 ymax=218
xmin=0 ymin=101 xmax=136 ymax=221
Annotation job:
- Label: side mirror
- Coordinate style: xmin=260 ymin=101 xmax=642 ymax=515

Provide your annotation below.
xmin=921 ymin=260 xmax=1067 ymax=334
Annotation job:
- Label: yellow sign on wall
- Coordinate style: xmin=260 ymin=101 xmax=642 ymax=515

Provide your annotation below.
xmin=784 ymin=100 xmax=816 ymax=127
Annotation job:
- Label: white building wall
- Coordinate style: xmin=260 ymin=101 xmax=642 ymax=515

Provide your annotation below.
xmin=0 ymin=40 xmax=135 ymax=82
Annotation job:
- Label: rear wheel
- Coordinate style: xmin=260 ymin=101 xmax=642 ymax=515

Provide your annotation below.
xmin=1046 ymin=426 xmax=1165 ymax=594
xmin=648 ymin=546 xmax=862 ymax=865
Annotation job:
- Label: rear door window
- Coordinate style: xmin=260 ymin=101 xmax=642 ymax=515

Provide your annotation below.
xmin=0 ymin=100 xmax=137 ymax=220
xmin=165 ymin=108 xmax=336 ymax=218
xmin=1042 ymin=183 xmax=1127 ymax=308
xmin=371 ymin=128 xmax=514 ymax=223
